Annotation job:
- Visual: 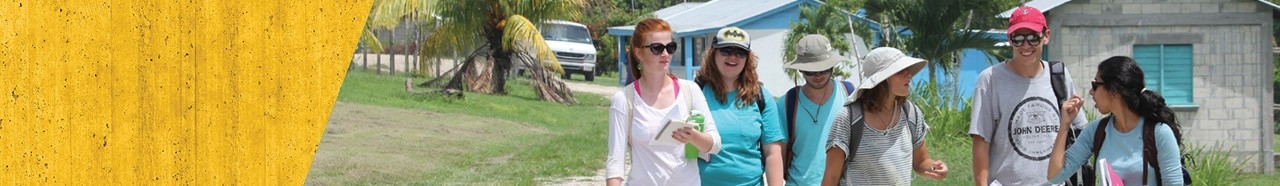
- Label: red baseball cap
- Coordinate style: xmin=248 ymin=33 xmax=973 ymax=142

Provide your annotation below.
xmin=1008 ymin=6 xmax=1047 ymax=35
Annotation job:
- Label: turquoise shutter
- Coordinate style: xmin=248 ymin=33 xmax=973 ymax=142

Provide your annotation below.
xmin=1161 ymin=45 xmax=1194 ymax=105
xmin=1132 ymin=45 xmax=1194 ymax=106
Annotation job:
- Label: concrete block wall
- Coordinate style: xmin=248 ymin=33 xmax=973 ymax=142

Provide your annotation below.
xmin=1045 ymin=0 xmax=1275 ymax=172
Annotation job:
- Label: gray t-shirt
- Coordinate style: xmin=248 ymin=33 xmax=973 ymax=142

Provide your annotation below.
xmin=968 ymin=60 xmax=1088 ymax=186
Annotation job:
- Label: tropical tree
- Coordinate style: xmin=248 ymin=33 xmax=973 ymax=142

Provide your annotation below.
xmin=367 ymin=0 xmax=586 ymax=103
xmin=782 ymin=4 xmax=857 ymax=83
xmin=863 ymin=0 xmax=1003 ymax=85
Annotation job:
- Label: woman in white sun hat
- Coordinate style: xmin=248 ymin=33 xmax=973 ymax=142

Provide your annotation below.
xmin=822 ymin=47 xmax=948 ymax=186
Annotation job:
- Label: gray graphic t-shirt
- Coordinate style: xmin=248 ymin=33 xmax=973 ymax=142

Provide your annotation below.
xmin=968 ymin=61 xmax=1087 ymax=186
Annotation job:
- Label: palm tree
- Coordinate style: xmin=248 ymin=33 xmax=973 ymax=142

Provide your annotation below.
xmin=366 ymin=0 xmax=585 ymax=103
xmin=863 ymin=0 xmax=1003 ymax=85
xmin=427 ymin=0 xmax=583 ymax=104
xmin=782 ymin=4 xmax=857 ymax=83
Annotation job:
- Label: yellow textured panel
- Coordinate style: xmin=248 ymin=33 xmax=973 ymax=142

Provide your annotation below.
xmin=0 ymin=0 xmax=371 ymax=184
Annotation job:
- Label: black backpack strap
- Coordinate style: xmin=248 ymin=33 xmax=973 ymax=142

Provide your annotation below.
xmin=840 ymin=103 xmax=866 ymax=182
xmin=1048 ymin=61 xmax=1068 ymax=105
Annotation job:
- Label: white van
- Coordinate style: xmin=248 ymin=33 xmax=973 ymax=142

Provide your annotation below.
xmin=540 ymin=20 xmax=599 ymax=81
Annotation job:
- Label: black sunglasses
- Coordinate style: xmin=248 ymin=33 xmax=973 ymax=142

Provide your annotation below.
xmin=800 ymin=69 xmax=833 ymax=77
xmin=1090 ymin=80 xmax=1104 ymax=91
xmin=644 ymin=42 xmax=678 ymax=55
xmin=1009 ymin=33 xmax=1042 ymax=47
xmin=717 ymin=47 xmax=749 ymax=58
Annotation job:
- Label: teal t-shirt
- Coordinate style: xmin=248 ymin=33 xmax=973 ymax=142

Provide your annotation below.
xmin=776 ymin=80 xmax=848 ymax=186
xmin=697 ymin=87 xmax=785 ymax=186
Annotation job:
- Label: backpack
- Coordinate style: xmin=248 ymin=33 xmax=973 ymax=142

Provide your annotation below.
xmin=781 ymin=81 xmax=855 ymax=178
xmin=1090 ymin=116 xmax=1193 ymax=186
xmin=1047 ymin=61 xmax=1097 ymax=186
xmin=694 ymin=80 xmax=766 ymax=115
xmin=835 ymin=101 xmax=924 ymax=183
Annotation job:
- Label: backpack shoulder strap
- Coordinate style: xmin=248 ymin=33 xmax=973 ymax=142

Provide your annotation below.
xmin=781 ymin=86 xmax=801 ymax=179
xmin=756 ymin=84 xmax=767 ymax=115
xmin=683 ymin=82 xmax=694 ymax=114
xmin=840 ymin=103 xmax=866 ymax=181
xmin=901 ymin=100 xmax=923 ymax=140
xmin=1142 ymin=119 xmax=1161 ymax=185
xmin=624 ymin=84 xmax=637 ymax=148
xmin=1091 ymin=116 xmax=1110 ymax=157
xmin=784 ymin=86 xmax=801 ymax=146
xmin=840 ymin=81 xmax=855 ymax=96
xmin=1048 ymin=61 xmax=1068 ymax=106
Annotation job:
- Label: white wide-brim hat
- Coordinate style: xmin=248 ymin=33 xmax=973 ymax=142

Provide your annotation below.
xmin=848 ymin=47 xmax=927 ymax=103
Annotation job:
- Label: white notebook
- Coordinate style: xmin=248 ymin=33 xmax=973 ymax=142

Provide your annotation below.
xmin=653 ymin=119 xmax=698 ymax=146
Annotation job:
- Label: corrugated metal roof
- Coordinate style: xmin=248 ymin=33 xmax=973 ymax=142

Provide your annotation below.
xmin=998 ymin=0 xmax=1280 ymax=18
xmin=1255 ymin=0 xmax=1280 ymax=11
xmin=997 ymin=0 xmax=1071 ymax=18
xmin=608 ymin=0 xmax=805 ymax=36
xmin=654 ymin=2 xmax=704 ymax=18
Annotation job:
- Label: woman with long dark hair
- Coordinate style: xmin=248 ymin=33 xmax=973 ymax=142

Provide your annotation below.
xmin=1048 ymin=56 xmax=1186 ymax=185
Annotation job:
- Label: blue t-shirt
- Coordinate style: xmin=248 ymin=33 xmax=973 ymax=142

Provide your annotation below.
xmin=1049 ymin=117 xmax=1184 ymax=186
xmin=776 ymin=80 xmax=849 ymax=186
xmin=698 ymin=87 xmax=785 ymax=186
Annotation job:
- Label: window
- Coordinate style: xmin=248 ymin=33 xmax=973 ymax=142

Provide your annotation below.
xmin=1132 ymin=44 xmax=1195 ymax=106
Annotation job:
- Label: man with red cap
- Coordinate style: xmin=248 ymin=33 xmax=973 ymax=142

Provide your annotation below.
xmin=968 ymin=6 xmax=1088 ymax=186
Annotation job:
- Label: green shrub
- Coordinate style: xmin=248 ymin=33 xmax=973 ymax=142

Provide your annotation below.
xmin=909 ymin=80 xmax=972 ymax=141
xmin=1184 ymin=143 xmax=1249 ymax=185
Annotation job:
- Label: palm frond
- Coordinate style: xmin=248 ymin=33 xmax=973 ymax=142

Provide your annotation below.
xmin=359 ymin=29 xmax=385 ymax=53
xmin=782 ymin=4 xmax=855 ymax=83
xmin=368 ymin=0 xmax=437 ymax=30
xmin=503 ymin=15 xmax=563 ymax=73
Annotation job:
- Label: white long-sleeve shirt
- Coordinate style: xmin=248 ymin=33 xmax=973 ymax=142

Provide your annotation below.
xmin=605 ymin=79 xmax=720 ymax=186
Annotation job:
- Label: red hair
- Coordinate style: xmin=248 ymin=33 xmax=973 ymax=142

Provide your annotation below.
xmin=627 ymin=18 xmax=672 ymax=79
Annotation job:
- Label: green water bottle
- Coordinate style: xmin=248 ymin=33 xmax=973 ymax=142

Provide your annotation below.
xmin=685 ymin=111 xmax=705 ymax=159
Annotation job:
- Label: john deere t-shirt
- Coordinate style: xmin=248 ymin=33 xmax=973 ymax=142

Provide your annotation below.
xmin=968 ymin=60 xmax=1087 ymax=186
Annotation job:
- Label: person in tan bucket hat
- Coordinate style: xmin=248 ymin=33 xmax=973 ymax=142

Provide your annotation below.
xmin=776 ymin=34 xmax=857 ymax=186
xmin=822 ymin=47 xmax=948 ymax=185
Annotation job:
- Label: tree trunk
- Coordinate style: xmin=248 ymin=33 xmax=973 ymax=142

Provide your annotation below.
xmin=928 ymin=63 xmax=937 ymax=87
xmin=513 ymin=50 xmax=576 ymax=104
xmin=435 ymin=45 xmax=490 ymax=91
xmin=362 ymin=43 xmax=368 ymax=71
xmin=376 ymin=36 xmax=383 ymax=75
xmin=486 ymin=27 xmax=510 ymax=95
xmin=390 ymin=28 xmax=397 ymax=76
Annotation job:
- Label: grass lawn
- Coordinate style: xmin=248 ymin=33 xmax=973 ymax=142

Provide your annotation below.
xmin=1240 ymin=171 xmax=1280 ymax=185
xmin=911 ymin=137 xmax=975 ymax=185
xmin=306 ymin=70 xmax=611 ymax=185
xmin=564 ymin=72 xmax=621 ymax=87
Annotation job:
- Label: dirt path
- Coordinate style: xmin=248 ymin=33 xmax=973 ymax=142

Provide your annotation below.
xmin=563 ymin=81 xmax=620 ymax=97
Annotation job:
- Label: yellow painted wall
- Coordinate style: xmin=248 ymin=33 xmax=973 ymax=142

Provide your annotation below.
xmin=0 ymin=0 xmax=370 ymax=184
